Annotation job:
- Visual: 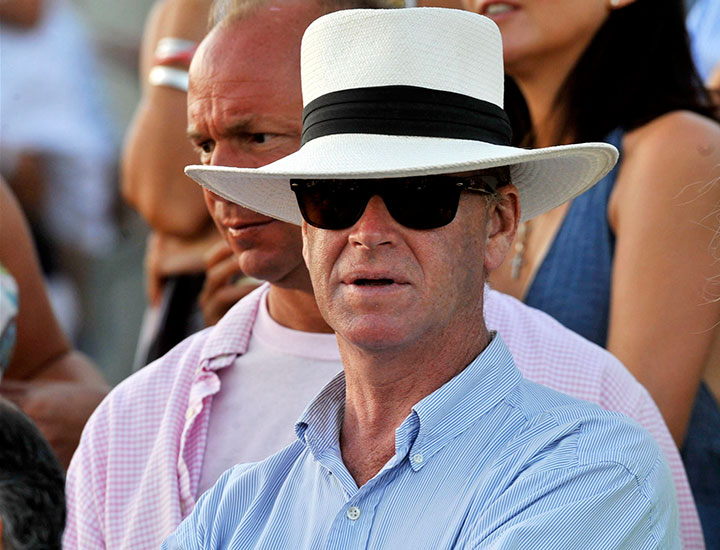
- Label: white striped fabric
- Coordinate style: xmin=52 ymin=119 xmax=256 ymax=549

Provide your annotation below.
xmin=163 ymin=335 xmax=680 ymax=549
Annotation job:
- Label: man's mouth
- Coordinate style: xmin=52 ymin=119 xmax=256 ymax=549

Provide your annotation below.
xmin=353 ymin=278 xmax=394 ymax=286
xmin=225 ymin=220 xmax=272 ymax=235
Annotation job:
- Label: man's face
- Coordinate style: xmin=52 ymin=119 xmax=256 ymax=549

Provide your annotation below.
xmin=302 ymin=184 xmax=518 ymax=353
xmin=187 ymin=5 xmax=321 ymax=287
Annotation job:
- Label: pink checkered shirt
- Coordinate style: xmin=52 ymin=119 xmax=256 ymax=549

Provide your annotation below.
xmin=64 ymin=284 xmax=703 ymax=549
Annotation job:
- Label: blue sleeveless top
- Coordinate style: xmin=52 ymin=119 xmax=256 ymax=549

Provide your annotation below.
xmin=524 ymin=130 xmax=622 ymax=347
xmin=522 ymin=130 xmax=720 ymax=548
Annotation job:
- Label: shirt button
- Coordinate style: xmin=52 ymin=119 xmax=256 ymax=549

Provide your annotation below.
xmin=412 ymin=453 xmax=424 ymax=464
xmin=185 ymin=407 xmax=195 ymax=420
xmin=346 ymin=506 xmax=361 ymax=521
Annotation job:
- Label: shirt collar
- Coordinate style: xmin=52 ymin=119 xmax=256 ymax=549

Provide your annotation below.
xmin=295 ymin=333 xmax=521 ymax=469
xmin=408 ymin=332 xmax=520 ymax=469
xmin=199 ymin=283 xmax=270 ymax=371
xmin=295 ymin=371 xmax=346 ymax=458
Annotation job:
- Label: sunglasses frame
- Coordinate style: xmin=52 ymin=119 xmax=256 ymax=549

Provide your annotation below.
xmin=290 ymin=167 xmax=511 ymax=231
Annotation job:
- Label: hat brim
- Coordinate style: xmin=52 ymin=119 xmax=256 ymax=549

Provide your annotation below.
xmin=185 ymin=134 xmax=618 ymax=224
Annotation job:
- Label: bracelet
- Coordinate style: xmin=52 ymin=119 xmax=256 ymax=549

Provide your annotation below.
xmin=148 ymin=65 xmax=189 ymax=92
xmin=153 ymin=37 xmax=198 ymax=67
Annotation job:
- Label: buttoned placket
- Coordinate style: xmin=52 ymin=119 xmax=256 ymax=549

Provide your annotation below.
xmin=297 ymin=351 xmax=518 ymax=548
xmin=322 ymin=454 xmax=410 ymax=549
xmin=319 ymin=412 xmax=427 ymax=548
xmin=176 ymin=355 xmax=231 ymax=518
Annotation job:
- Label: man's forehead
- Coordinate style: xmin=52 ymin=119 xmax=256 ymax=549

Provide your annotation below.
xmin=191 ymin=24 xmax=297 ymax=81
xmin=193 ymin=2 xmax=327 ymax=73
xmin=187 ymin=17 xmax=305 ymax=121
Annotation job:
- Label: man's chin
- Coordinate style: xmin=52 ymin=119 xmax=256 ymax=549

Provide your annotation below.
xmin=336 ymin=316 xmax=417 ymax=352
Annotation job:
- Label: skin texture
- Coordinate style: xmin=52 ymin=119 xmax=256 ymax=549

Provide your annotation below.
xmin=186 ymin=2 xmax=334 ymax=333
xmin=0 ymin=179 xmax=109 ymax=469
xmin=302 ymin=186 xmax=519 ymax=485
xmin=463 ymin=0 xmax=720 ymax=445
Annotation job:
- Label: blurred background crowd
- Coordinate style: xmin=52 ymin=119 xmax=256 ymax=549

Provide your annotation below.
xmin=2 ymin=0 xmax=166 ymax=384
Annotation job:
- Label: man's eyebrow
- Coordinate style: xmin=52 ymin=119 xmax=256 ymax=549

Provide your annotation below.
xmin=223 ymin=120 xmax=259 ymax=137
xmin=186 ymin=128 xmax=205 ymax=142
xmin=186 ymin=118 xmax=258 ymax=142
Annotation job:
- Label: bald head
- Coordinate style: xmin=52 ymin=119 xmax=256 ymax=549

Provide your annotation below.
xmin=184 ymin=0 xmax=396 ymax=290
xmin=187 ymin=0 xmax=323 ymax=167
xmin=185 ymin=0 xmax=330 ymax=287
xmin=188 ymin=0 xmax=398 ymax=167
xmin=210 ymin=0 xmax=398 ymax=29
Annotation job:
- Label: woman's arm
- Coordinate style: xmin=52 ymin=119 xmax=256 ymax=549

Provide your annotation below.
xmin=607 ymin=110 xmax=720 ymax=445
xmin=0 ymin=179 xmax=109 ymax=468
xmin=0 ymin=179 xmax=72 ymax=376
xmin=121 ymin=0 xmax=214 ymax=238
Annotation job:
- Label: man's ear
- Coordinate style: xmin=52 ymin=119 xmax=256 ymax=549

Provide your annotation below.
xmin=301 ymin=220 xmax=310 ymax=268
xmin=484 ymin=184 xmax=520 ymax=273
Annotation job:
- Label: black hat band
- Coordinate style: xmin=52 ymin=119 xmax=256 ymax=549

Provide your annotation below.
xmin=301 ymin=85 xmax=512 ymax=147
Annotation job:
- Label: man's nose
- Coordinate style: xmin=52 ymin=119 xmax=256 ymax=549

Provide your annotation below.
xmin=348 ymin=195 xmax=397 ymax=249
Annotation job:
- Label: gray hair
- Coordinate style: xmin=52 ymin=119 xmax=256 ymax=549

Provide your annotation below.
xmin=0 ymin=398 xmax=65 ymax=550
xmin=210 ymin=0 xmax=401 ymax=29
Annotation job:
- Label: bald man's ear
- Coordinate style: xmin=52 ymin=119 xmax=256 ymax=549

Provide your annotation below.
xmin=301 ymin=220 xmax=310 ymax=268
xmin=483 ymin=184 xmax=520 ymax=273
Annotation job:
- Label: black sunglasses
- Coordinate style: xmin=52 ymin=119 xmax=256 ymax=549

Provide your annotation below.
xmin=290 ymin=168 xmax=510 ymax=231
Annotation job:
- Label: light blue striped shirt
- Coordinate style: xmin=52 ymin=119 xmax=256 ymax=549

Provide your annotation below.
xmin=163 ymin=334 xmax=679 ymax=549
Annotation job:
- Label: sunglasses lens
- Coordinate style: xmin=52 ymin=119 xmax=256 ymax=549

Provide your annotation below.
xmin=292 ymin=178 xmax=468 ymax=230
xmin=293 ymin=180 xmax=367 ymax=229
xmin=385 ymin=180 xmax=462 ymax=230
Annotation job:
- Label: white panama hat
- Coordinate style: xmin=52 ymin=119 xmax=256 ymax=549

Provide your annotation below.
xmin=185 ymin=7 xmax=618 ymax=224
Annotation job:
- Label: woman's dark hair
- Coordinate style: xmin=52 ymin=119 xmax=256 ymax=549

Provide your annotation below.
xmin=505 ymin=0 xmax=719 ymax=146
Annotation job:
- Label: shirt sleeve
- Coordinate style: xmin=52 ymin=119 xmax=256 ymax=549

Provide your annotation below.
xmin=63 ymin=398 xmax=111 ymax=549
xmin=466 ymin=455 xmax=680 ymax=549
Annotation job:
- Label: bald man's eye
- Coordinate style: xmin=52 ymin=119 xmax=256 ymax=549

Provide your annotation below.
xmin=199 ymin=141 xmax=214 ymax=153
xmin=251 ymin=133 xmax=271 ymax=144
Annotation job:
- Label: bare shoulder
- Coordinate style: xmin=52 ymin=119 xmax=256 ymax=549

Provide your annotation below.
xmin=622 ymin=110 xmax=720 ymax=173
xmin=612 ymin=111 xmax=720 ymax=218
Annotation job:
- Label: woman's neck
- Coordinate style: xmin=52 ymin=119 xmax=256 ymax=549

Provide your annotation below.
xmin=507 ymin=51 xmax=581 ymax=147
